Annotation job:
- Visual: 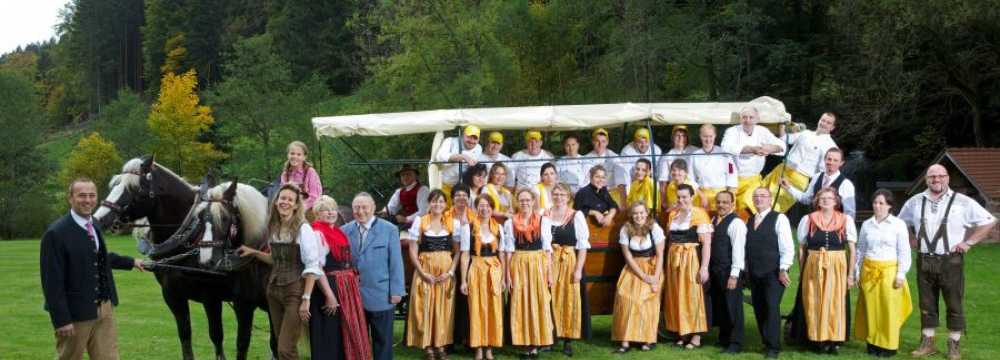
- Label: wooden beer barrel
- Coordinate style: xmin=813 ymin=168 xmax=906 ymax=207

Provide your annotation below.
xmin=582 ymin=213 xmax=627 ymax=315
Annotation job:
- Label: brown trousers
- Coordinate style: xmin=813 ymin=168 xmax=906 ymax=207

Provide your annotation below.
xmin=916 ymin=253 xmax=965 ymax=331
xmin=56 ymin=301 xmax=119 ymax=360
xmin=267 ymin=280 xmax=305 ymax=360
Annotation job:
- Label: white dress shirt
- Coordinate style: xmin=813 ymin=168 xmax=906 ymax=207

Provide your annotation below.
xmin=509 ymin=150 xmax=555 ymax=189
xmin=795 ymin=214 xmax=858 ymax=247
xmin=785 ymin=171 xmax=857 ymax=219
xmin=546 ymin=211 xmax=592 ymax=250
xmin=71 ymin=210 xmax=100 ymax=250
xmin=716 ymin=214 xmax=747 ymax=277
xmin=751 ymin=209 xmax=795 ymax=271
xmin=657 ymin=145 xmax=698 ymax=181
xmin=690 ymin=146 xmax=739 ymax=189
xmin=854 ymin=215 xmax=911 ymax=280
xmin=478 ymin=152 xmax=515 ymax=187
xmin=434 ymin=137 xmax=483 ymax=186
xmin=270 ymin=223 xmax=323 ymax=278
xmin=784 ymin=130 xmax=837 ymax=175
xmin=898 ymin=189 xmax=996 ymax=255
xmin=618 ymin=142 xmax=663 ymax=186
xmin=556 ymin=155 xmax=589 ymax=193
xmin=387 ymin=183 xmax=430 ymax=222
xmin=460 ymin=223 xmax=504 ymax=252
xmin=502 ymin=216 xmax=554 ymax=252
xmin=618 ymin=223 xmax=666 ymax=251
xmin=720 ymin=125 xmax=786 ymax=177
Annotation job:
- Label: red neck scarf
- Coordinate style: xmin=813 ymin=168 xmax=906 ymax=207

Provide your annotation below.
xmin=311 ymin=220 xmax=350 ymax=262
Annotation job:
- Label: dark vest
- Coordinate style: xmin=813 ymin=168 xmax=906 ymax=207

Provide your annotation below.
xmin=627 ymin=229 xmax=656 ymax=257
xmin=812 ymin=172 xmax=846 ymax=194
xmin=746 ymin=211 xmax=780 ymax=277
xmin=804 ymin=221 xmax=846 ymax=251
xmin=552 ymin=216 xmax=579 ymax=247
xmin=269 ymin=240 xmax=304 ymax=286
xmin=710 ymin=213 xmax=738 ymax=274
xmin=514 ymin=232 xmax=544 ymax=251
xmin=419 ymin=233 xmax=454 ymax=252
xmin=398 ymin=183 xmax=422 ymax=217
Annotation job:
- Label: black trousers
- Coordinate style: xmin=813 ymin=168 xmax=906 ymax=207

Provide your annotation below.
xmin=917 ymin=253 xmax=966 ymax=331
xmin=749 ymin=271 xmax=785 ymax=352
xmin=709 ymin=269 xmax=745 ymax=348
xmin=366 ymin=308 xmax=395 ymax=360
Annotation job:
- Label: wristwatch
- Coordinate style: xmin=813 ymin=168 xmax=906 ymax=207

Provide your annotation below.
xmin=301 ymin=294 xmax=311 ymax=300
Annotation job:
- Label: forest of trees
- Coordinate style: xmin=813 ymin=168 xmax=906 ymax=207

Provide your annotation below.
xmin=1 ymin=0 xmax=998 ymax=238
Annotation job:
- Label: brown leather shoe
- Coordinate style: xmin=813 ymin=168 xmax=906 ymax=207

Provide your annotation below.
xmin=947 ymin=339 xmax=961 ymax=360
xmin=910 ymin=336 xmax=937 ymax=358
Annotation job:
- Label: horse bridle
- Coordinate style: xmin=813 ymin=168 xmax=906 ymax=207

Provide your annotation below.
xmin=148 ymin=196 xmax=248 ymax=273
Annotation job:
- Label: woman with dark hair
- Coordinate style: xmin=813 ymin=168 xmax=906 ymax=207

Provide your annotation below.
xmin=406 ymin=189 xmax=464 ymax=360
xmin=663 ymin=184 xmax=713 ymax=349
xmin=854 ymin=189 xmax=912 ymax=357
xmin=611 ymin=201 xmax=665 ymax=353
xmin=789 ymin=187 xmax=857 ymax=354
xmin=309 ymin=195 xmax=372 ymax=360
xmin=534 ymin=162 xmax=559 ymax=212
xmin=447 ymin=184 xmax=477 ymax=227
xmin=461 ymin=196 xmax=507 ymax=360
xmin=238 ymin=184 xmax=322 ymax=359
xmin=463 ymin=163 xmax=489 ymax=206
xmin=574 ymin=165 xmax=619 ymax=228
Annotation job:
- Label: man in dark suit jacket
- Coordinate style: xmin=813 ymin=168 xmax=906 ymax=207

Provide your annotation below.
xmin=343 ymin=192 xmax=406 ymax=360
xmin=40 ymin=178 xmax=144 ymax=360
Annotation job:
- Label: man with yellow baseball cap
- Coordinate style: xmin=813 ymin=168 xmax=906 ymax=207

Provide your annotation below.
xmin=510 ymin=130 xmax=554 ymax=188
xmin=434 ymin=125 xmax=483 ymax=200
xmin=617 ymin=127 xmax=662 ymax=195
xmin=477 ymin=131 xmax=515 ymax=188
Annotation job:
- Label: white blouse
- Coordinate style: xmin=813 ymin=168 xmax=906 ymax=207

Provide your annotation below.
xmin=407 ymin=216 xmax=465 ymax=244
xmin=545 ymin=210 xmax=592 ymax=250
xmin=854 ymin=215 xmax=911 ymax=280
xmin=502 ymin=216 xmax=553 ymax=252
xmin=795 ymin=214 xmax=858 ymax=246
xmin=460 ymin=223 xmax=501 ymax=252
xmin=618 ymin=223 xmax=666 ymax=251
xmin=270 ymin=223 xmax=323 ymax=278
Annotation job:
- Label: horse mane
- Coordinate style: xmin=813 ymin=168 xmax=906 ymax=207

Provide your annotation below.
xmin=111 ymin=157 xmax=195 ymax=192
xmin=206 ymin=182 xmax=268 ymax=248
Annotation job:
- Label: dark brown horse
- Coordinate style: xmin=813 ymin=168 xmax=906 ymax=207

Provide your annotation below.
xmin=95 ymin=156 xmax=274 ymax=360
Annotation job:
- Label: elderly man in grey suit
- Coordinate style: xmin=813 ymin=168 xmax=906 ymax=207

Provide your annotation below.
xmin=343 ymin=192 xmax=406 ymax=360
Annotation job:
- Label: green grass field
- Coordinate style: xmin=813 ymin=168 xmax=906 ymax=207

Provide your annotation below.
xmin=3 ymin=236 xmax=998 ymax=359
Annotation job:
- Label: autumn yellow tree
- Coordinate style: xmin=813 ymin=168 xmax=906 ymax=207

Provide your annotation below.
xmin=59 ymin=132 xmax=123 ymax=197
xmin=148 ymin=69 xmax=224 ymax=179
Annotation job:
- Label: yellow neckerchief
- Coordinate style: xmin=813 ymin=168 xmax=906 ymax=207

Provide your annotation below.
xmin=627 ymin=176 xmax=660 ymax=210
xmin=484 ymin=183 xmax=511 ymax=213
xmin=419 ymin=213 xmax=454 ymax=236
xmin=666 ymin=178 xmax=698 ymax=209
xmin=536 ymin=183 xmax=553 ymax=211
xmin=473 ymin=216 xmax=502 ymax=255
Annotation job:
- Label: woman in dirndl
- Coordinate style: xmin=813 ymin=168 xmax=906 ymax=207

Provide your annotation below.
xmin=545 ymin=183 xmax=591 ymax=356
xmin=481 ymin=162 xmax=514 ymax=223
xmin=504 ymin=187 xmax=554 ymax=359
xmin=309 ymin=195 xmax=372 ymax=360
xmin=611 ymin=201 xmax=665 ymax=353
xmin=406 ymin=189 xmax=464 ymax=360
xmin=460 ymin=195 xmax=507 ymax=360
xmin=854 ymin=189 xmax=912 ymax=357
xmin=790 ymin=187 xmax=857 ymax=354
xmin=663 ymin=184 xmax=713 ymax=349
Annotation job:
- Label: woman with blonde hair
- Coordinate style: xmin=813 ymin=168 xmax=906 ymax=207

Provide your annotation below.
xmin=460 ymin=196 xmax=507 ymax=360
xmin=503 ymin=187 xmax=554 ymax=358
xmin=481 ymin=162 xmax=514 ymax=222
xmin=788 ymin=187 xmax=857 ymax=354
xmin=611 ymin=201 xmax=665 ymax=353
xmin=663 ymin=184 xmax=713 ymax=349
xmin=545 ymin=183 xmax=591 ymax=356
xmin=309 ymin=195 xmax=371 ymax=360
xmin=279 ymin=140 xmax=323 ymax=209
xmin=406 ymin=189 xmax=464 ymax=360
xmin=237 ymin=184 xmax=322 ymax=359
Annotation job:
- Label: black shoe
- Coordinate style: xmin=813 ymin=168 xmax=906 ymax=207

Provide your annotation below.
xmin=723 ymin=345 xmax=741 ymax=354
xmin=765 ymin=349 xmax=779 ymax=358
xmin=562 ymin=342 xmax=573 ymax=357
xmin=827 ymin=345 xmax=839 ymax=355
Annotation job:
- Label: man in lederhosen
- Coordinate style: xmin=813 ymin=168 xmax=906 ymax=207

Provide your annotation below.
xmin=898 ymin=164 xmax=996 ymax=360
xmin=745 ymin=187 xmax=795 ymax=358
xmin=707 ymin=190 xmax=747 ymax=354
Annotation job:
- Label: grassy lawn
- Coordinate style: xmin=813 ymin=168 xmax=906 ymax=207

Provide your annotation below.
xmin=3 ymin=236 xmax=998 ymax=359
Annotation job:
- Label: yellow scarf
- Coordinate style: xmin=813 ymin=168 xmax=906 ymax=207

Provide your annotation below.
xmin=627 ymin=177 xmax=660 ymax=210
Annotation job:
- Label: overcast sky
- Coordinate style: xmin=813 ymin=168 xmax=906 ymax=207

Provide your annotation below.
xmin=1 ymin=0 xmax=69 ymax=55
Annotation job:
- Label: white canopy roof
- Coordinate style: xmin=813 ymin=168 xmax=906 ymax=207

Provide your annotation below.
xmin=313 ymin=96 xmax=790 ymax=138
